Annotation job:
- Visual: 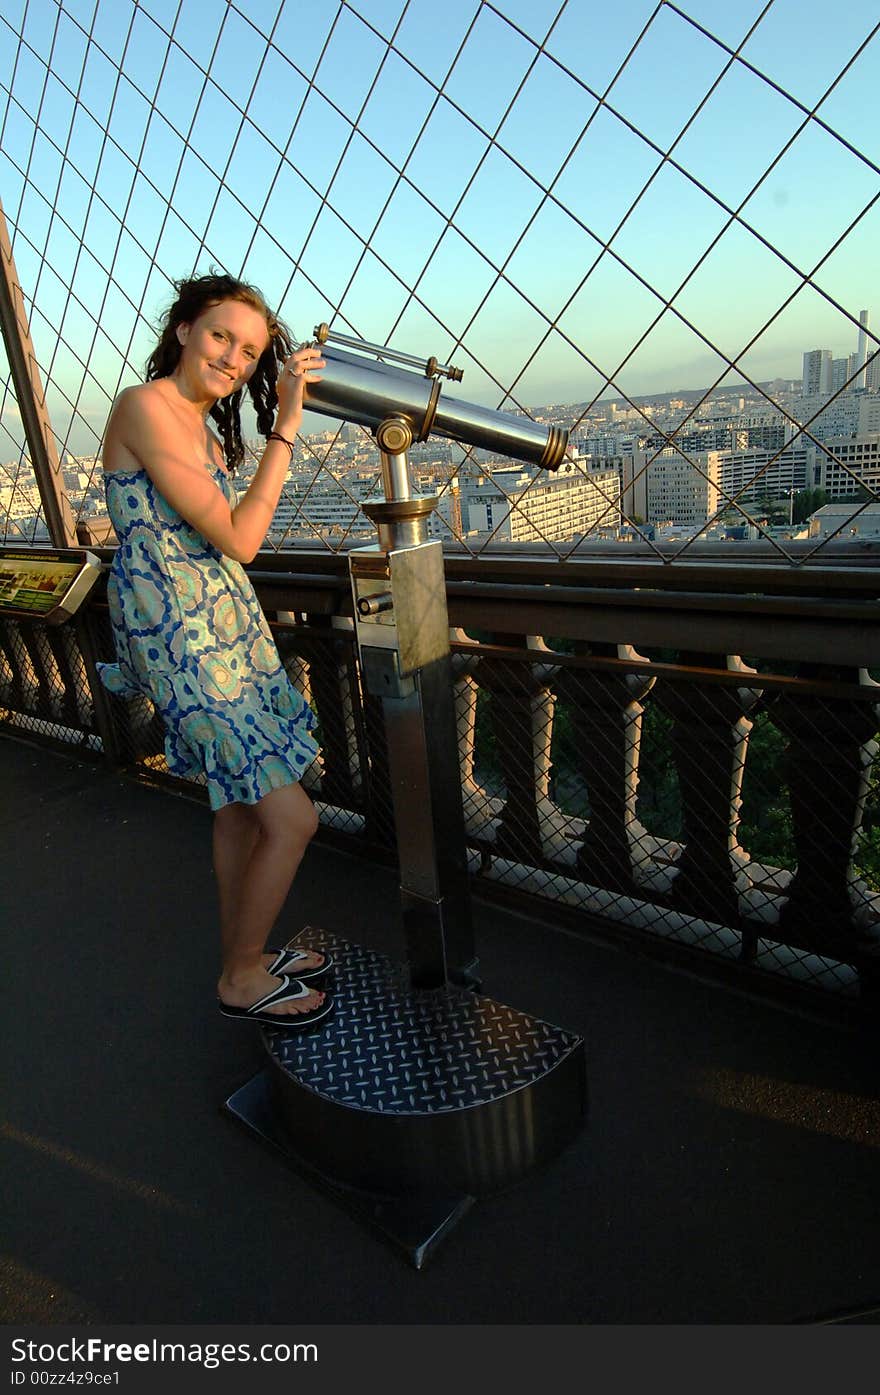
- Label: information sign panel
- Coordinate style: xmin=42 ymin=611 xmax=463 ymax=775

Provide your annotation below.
xmin=0 ymin=547 xmax=101 ymax=623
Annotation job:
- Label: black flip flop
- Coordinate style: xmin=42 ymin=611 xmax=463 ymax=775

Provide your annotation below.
xmin=265 ymin=946 xmax=334 ymax=980
xmin=218 ymin=975 xmax=334 ymax=1029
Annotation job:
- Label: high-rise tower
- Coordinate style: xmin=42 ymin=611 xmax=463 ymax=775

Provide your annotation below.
xmin=802 ymin=348 xmax=832 ymax=395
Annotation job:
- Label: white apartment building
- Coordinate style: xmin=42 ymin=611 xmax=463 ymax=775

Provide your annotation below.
xmin=802 ymin=348 xmax=833 ymax=395
xmin=610 ymin=449 xmax=649 ymax=521
xmin=462 ymin=463 xmax=621 ymax=542
xmin=831 ymin=354 xmax=860 ymax=392
xmin=813 ymin=435 xmax=880 ymax=500
xmin=265 ymin=470 xmax=464 ymax=546
xmin=269 ymin=475 xmax=376 ymax=543
xmin=795 ymin=391 xmax=880 ymax=442
xmin=694 ymin=445 xmax=811 ymax=508
xmin=642 ymin=447 xmax=720 ymax=525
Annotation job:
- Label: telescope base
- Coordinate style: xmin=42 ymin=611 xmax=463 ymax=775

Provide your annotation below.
xmin=225 ymin=1070 xmax=474 ymax=1269
xmin=225 ymin=927 xmax=587 ymax=1267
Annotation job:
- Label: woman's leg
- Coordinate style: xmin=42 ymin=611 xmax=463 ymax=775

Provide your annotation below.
xmin=213 ymin=800 xmax=260 ymax=965
xmin=215 ymin=782 xmax=324 ymax=1017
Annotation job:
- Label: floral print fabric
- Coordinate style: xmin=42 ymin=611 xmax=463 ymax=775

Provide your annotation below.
xmin=98 ymin=465 xmax=319 ymax=810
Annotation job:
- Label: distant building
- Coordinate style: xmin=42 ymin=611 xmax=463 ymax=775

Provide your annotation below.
xmin=426 ymin=477 xmax=463 ymax=541
xmin=796 ymin=391 xmax=880 ymax=443
xmin=700 ymin=445 xmax=811 ymax=508
xmin=642 ymin=446 xmax=720 ymax=525
xmin=462 ymin=462 xmax=621 ymax=542
xmin=802 ymin=348 xmax=832 ymax=395
xmin=802 ymin=312 xmax=873 ymax=395
xmin=642 ymin=420 xmax=790 ymax=456
xmin=808 ymin=501 xmax=880 ymax=540
xmin=612 ymin=448 xmax=649 ymax=521
xmin=830 ymin=354 xmax=859 ymax=392
xmin=813 ymin=434 xmax=880 ymax=500
xmin=268 ymin=475 xmax=376 ymax=543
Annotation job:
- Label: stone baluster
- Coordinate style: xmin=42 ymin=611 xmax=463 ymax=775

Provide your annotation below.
xmin=771 ymin=666 xmax=880 ymax=972
xmin=553 ymin=643 xmax=655 ymax=893
xmin=6 ymin=621 xmax=43 ymax=715
xmin=0 ymin=621 xmax=14 ymax=709
xmin=655 ymin=653 xmax=762 ymax=927
xmin=473 ymin=635 xmax=558 ymax=867
xmin=449 ymin=632 xmax=503 ymax=844
xmin=57 ymin=623 xmax=94 ymax=731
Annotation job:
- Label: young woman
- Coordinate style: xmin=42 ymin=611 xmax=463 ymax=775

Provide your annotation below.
xmin=98 ymin=272 xmax=333 ymax=1029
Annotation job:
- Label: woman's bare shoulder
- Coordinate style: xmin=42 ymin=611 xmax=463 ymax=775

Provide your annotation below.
xmin=103 ymin=382 xmax=174 ymax=473
xmin=111 ymin=381 xmax=170 ymax=423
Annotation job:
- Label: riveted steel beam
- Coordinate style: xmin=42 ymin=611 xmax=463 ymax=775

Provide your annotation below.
xmin=0 ymin=199 xmax=78 ymax=548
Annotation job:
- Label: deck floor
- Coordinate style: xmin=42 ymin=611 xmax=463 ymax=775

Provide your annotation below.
xmin=2 ymin=733 xmax=879 ymax=1324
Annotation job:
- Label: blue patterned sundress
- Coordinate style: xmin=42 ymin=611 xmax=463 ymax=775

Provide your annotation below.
xmin=97 ymin=464 xmax=320 ymax=811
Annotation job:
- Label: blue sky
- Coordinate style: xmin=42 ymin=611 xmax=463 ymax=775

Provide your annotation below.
xmin=0 ymin=0 xmax=878 ymax=453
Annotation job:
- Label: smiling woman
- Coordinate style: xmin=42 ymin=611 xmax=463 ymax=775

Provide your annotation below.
xmin=96 ymin=272 xmax=336 ymax=1032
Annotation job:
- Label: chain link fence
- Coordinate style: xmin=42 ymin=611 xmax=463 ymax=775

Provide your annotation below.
xmin=1 ymin=0 xmax=879 ymax=559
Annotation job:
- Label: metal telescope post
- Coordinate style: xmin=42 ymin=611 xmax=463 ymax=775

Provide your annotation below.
xmin=309 ymin=320 xmax=567 ymax=988
xmin=350 ymin=411 xmax=476 ymax=990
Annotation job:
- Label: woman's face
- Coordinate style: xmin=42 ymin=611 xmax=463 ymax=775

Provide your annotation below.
xmin=175 ymin=298 xmax=272 ymax=400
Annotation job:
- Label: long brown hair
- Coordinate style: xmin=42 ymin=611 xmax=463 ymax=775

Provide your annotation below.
xmin=146 ymin=272 xmax=295 ymax=472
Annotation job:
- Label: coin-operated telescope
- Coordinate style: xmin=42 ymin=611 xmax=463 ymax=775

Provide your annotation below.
xmin=230 ymin=331 xmax=586 ymax=1252
xmin=302 ymin=324 xmax=570 ymax=990
xmin=305 ymin=322 xmax=568 ymax=476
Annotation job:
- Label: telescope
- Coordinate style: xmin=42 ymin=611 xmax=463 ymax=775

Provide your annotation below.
xmin=299 ymin=320 xmax=572 ymax=683
xmin=303 ymin=322 xmax=568 ymax=474
xmin=227 ymin=328 xmax=586 ymax=1236
xmin=229 ymin=328 xmax=587 ymax=1237
xmin=300 ymin=323 xmax=572 ymax=991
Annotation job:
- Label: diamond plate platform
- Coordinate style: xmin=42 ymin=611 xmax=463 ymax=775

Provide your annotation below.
xmin=243 ymin=926 xmax=587 ymax=1200
xmin=225 ymin=1069 xmax=474 ymax=1269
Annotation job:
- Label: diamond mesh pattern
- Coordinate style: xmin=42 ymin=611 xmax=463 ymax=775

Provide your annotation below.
xmin=2 ymin=1 xmax=879 ymax=558
xmin=0 ymin=610 xmax=102 ymax=753
xmin=453 ymin=639 xmax=878 ymax=996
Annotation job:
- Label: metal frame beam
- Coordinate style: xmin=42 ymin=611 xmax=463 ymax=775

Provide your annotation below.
xmin=0 ymin=199 xmax=78 ymax=548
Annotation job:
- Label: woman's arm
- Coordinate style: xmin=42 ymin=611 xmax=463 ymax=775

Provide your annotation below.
xmin=103 ymin=348 xmax=324 ymax=563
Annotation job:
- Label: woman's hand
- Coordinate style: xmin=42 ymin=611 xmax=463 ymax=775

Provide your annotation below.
xmin=275 ymin=344 xmax=325 ymax=434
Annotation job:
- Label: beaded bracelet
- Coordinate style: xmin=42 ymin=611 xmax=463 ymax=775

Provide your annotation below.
xmin=267 ymin=430 xmax=295 ymax=452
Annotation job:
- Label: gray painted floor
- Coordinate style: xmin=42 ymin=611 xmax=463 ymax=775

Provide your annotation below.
xmin=2 ymin=734 xmax=879 ymax=1325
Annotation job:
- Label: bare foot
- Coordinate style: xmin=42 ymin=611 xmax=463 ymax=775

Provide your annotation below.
xmin=218 ymin=966 xmax=325 ymax=1018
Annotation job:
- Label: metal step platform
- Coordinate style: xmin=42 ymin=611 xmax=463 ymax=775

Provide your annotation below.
xmin=226 ymin=926 xmax=587 ymax=1267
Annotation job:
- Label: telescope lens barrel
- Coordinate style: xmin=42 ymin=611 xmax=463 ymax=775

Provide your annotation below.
xmin=303 ymin=346 xmax=568 ymax=470
xmin=431 ymin=397 xmax=567 ymax=472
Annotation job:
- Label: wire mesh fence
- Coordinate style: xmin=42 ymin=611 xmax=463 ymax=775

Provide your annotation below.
xmin=1 ymin=0 xmax=879 ymax=560
xmin=451 ymin=639 xmax=879 ymax=997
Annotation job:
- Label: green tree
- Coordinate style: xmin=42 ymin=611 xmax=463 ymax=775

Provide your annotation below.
xmin=792 ymin=487 xmax=827 ymax=524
